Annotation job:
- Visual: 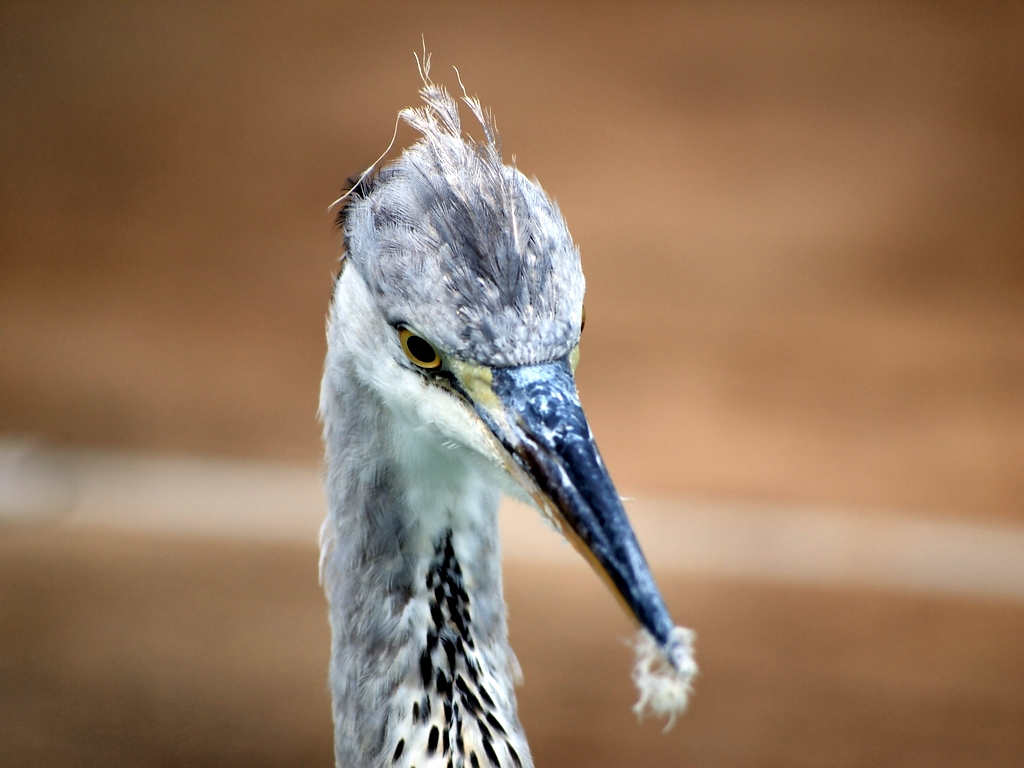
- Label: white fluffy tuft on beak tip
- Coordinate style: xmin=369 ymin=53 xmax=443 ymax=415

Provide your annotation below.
xmin=631 ymin=626 xmax=697 ymax=730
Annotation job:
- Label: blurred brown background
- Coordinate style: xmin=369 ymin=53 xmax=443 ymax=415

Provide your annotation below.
xmin=1 ymin=2 xmax=1022 ymax=767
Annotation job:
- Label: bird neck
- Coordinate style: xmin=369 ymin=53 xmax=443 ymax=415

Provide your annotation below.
xmin=321 ymin=371 xmax=532 ymax=768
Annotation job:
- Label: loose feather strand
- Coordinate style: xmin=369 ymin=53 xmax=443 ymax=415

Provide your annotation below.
xmin=631 ymin=627 xmax=698 ymax=731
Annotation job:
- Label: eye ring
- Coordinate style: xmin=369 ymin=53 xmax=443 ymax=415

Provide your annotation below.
xmin=399 ymin=328 xmax=442 ymax=370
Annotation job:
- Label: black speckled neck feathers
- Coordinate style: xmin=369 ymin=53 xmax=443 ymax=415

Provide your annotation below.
xmin=388 ymin=531 xmax=529 ymax=768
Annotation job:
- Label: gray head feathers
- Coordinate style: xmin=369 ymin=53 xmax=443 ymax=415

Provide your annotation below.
xmin=337 ymin=62 xmax=585 ymax=367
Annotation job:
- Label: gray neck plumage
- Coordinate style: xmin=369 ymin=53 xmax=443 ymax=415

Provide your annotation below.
xmin=321 ymin=366 xmax=533 ymax=768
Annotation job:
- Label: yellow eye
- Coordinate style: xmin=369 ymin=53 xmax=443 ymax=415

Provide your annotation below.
xmin=399 ymin=328 xmax=442 ymax=370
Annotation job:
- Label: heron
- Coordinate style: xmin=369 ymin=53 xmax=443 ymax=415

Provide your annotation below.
xmin=320 ymin=58 xmax=696 ymax=768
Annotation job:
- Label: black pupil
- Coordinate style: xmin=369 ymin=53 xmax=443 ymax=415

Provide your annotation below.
xmin=407 ymin=335 xmax=437 ymax=365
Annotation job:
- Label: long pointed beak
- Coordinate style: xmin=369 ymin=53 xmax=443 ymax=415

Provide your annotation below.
xmin=452 ymin=357 xmax=685 ymax=671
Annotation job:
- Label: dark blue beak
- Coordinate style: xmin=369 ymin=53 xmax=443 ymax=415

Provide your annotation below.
xmin=464 ymin=359 xmax=680 ymax=664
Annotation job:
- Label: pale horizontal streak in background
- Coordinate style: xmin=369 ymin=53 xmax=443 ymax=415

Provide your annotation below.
xmin=3 ymin=439 xmax=1023 ymax=602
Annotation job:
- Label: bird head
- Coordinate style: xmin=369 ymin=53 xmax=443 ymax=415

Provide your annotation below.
xmin=328 ymin=62 xmax=695 ymax=721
